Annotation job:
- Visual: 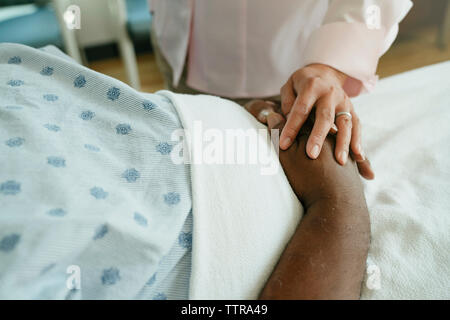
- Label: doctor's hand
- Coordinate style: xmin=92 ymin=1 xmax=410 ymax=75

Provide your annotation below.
xmin=280 ymin=63 xmax=365 ymax=167
xmin=245 ymin=99 xmax=374 ymax=180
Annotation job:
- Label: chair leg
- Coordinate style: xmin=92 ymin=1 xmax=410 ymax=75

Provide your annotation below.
xmin=437 ymin=0 xmax=450 ymax=49
xmin=108 ymin=0 xmax=141 ymax=90
xmin=118 ymin=37 xmax=141 ymax=90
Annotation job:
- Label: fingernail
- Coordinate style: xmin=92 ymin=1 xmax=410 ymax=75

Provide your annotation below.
xmin=267 ymin=116 xmax=281 ymax=129
xmin=311 ymin=144 xmax=320 ymax=158
xmin=356 ymin=150 xmax=367 ymax=163
xmin=281 ymin=137 xmax=292 ymax=149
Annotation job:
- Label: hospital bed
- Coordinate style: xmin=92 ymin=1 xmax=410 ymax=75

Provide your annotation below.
xmin=0 ymin=43 xmax=449 ymax=299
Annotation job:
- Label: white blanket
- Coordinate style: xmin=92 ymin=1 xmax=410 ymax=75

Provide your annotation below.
xmin=163 ymin=60 xmax=450 ymax=300
xmin=163 ymin=91 xmax=303 ymax=299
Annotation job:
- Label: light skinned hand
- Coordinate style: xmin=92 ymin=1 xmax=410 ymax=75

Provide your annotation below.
xmin=280 ymin=63 xmax=367 ymax=167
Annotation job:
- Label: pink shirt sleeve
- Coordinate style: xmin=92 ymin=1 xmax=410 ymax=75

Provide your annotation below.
xmin=301 ymin=0 xmax=413 ymax=97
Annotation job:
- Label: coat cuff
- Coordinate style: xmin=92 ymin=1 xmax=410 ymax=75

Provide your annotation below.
xmin=301 ymin=21 xmax=386 ymax=96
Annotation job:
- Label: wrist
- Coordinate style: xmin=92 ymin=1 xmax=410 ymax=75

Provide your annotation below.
xmin=307 ymin=63 xmax=348 ymax=87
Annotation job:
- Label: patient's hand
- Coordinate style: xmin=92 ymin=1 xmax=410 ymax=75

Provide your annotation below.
xmin=245 ymin=100 xmax=374 ymax=180
xmin=245 ymin=100 xmax=371 ymax=299
xmin=278 ymin=116 xmax=366 ymax=209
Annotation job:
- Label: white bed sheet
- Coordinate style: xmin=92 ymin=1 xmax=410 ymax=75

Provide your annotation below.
xmin=354 ymin=61 xmax=450 ymax=299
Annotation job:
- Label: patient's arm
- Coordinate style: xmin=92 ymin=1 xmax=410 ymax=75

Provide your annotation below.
xmin=246 ymin=101 xmax=370 ymax=299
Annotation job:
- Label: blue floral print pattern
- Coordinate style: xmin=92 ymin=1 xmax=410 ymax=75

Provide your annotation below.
xmin=115 ymin=124 xmax=132 ymax=135
xmin=147 ymin=273 xmax=156 ymax=286
xmin=107 ymin=87 xmax=120 ymax=101
xmin=152 ymin=293 xmax=167 ymax=300
xmin=47 ymin=156 xmax=66 ymax=167
xmin=7 ymin=56 xmax=21 ymax=64
xmin=133 ymin=212 xmax=148 ymax=227
xmin=5 ymin=137 xmax=24 ymax=147
xmin=0 ymin=180 xmax=21 ymax=195
xmin=143 ymin=100 xmax=157 ymax=111
xmin=93 ymin=224 xmax=108 ymax=240
xmin=90 ymin=187 xmax=108 ymax=199
xmin=84 ymin=144 xmax=100 ymax=152
xmin=178 ymin=232 xmax=193 ymax=250
xmin=44 ymin=124 xmax=61 ymax=132
xmin=47 ymin=208 xmax=67 ymax=217
xmin=7 ymin=80 xmax=24 ymax=87
xmin=0 ymin=234 xmax=20 ymax=252
xmin=155 ymin=142 xmax=172 ymax=155
xmin=122 ymin=168 xmax=140 ymax=182
xmin=40 ymin=66 xmax=54 ymax=76
xmin=101 ymin=267 xmax=121 ymax=285
xmin=74 ymin=75 xmax=86 ymax=88
xmin=164 ymin=192 xmax=180 ymax=206
xmin=80 ymin=110 xmax=95 ymax=120
xmin=43 ymin=94 xmax=58 ymax=102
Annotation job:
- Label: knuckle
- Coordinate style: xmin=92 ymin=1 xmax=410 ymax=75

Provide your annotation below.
xmin=328 ymin=85 xmax=337 ymax=95
xmin=251 ymin=99 xmax=265 ymax=108
xmin=306 ymin=76 xmax=321 ymax=90
xmin=330 ymin=86 xmax=345 ymax=102
xmin=245 ymin=100 xmax=260 ymax=113
xmin=292 ymin=103 xmax=309 ymax=117
xmin=291 ymin=70 xmax=305 ymax=82
xmin=282 ymin=97 xmax=295 ymax=108
xmin=318 ymin=108 xmax=334 ymax=123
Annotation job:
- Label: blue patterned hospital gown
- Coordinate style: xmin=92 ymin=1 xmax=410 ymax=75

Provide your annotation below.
xmin=0 ymin=43 xmax=192 ymax=299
